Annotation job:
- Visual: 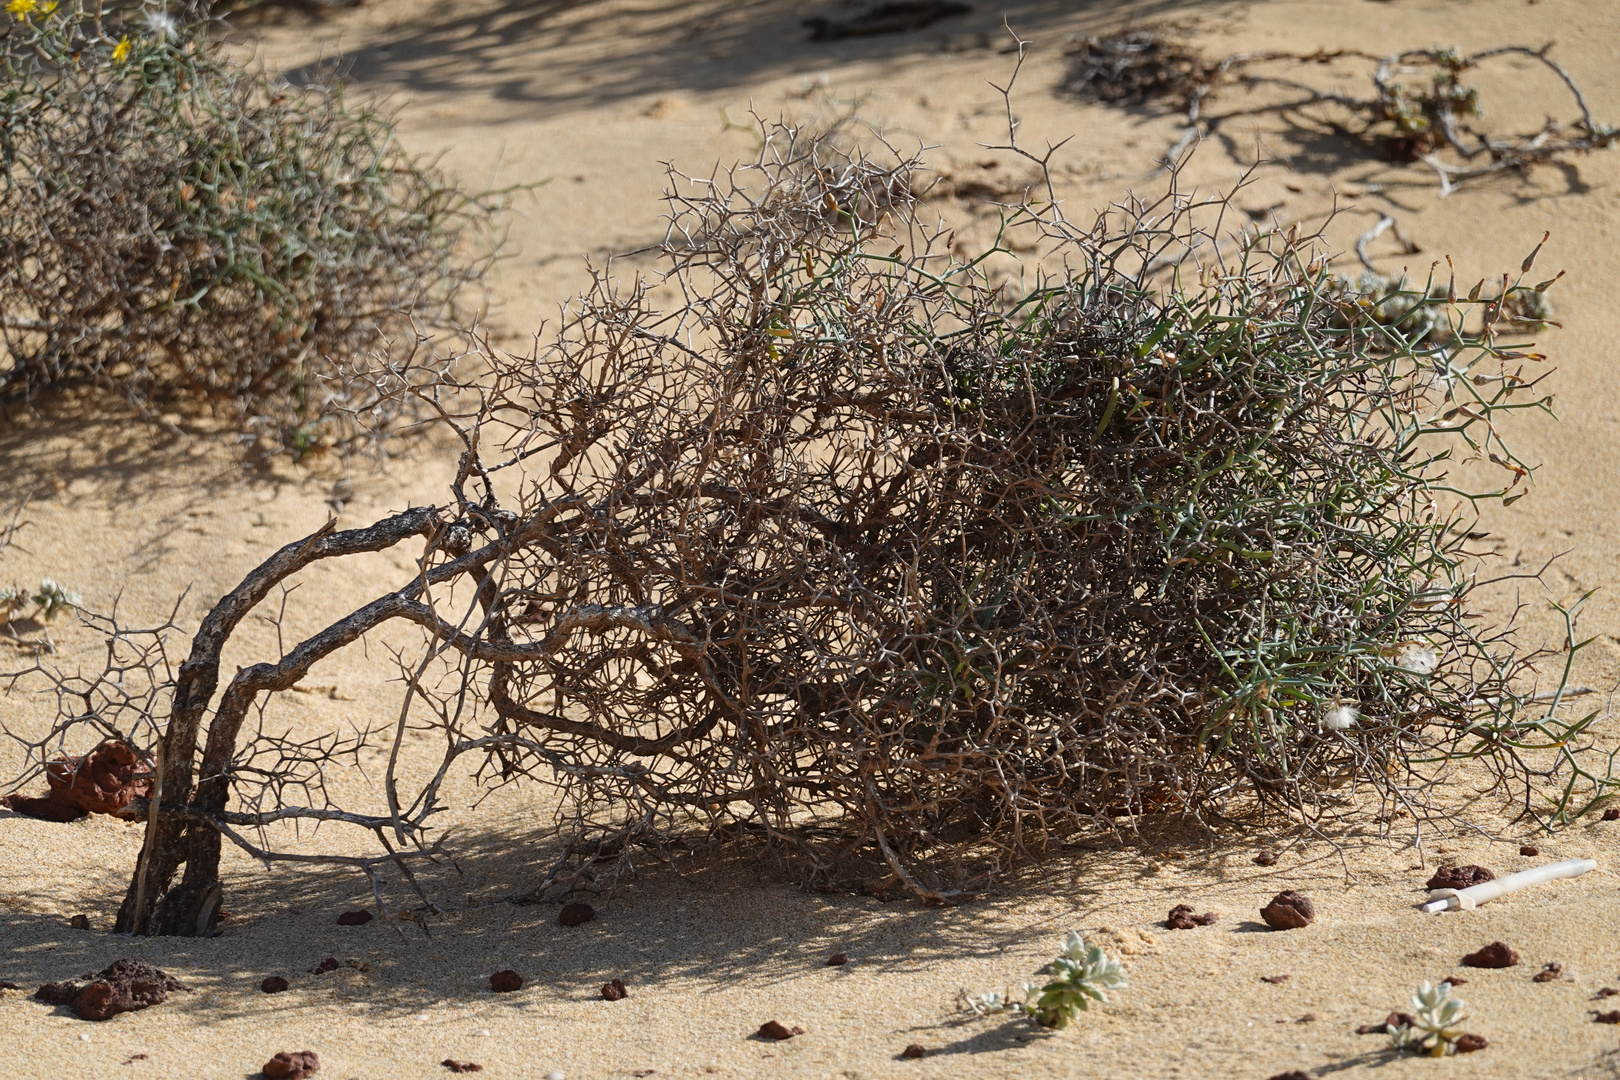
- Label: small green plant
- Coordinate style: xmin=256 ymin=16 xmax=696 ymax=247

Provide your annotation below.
xmin=0 ymin=579 xmax=81 ymax=622
xmin=960 ymin=933 xmax=1128 ymax=1029
xmin=31 ymin=580 xmax=81 ymax=621
xmin=1391 ymin=981 xmax=1467 ymax=1056
xmin=1027 ymin=932 xmax=1130 ymax=1028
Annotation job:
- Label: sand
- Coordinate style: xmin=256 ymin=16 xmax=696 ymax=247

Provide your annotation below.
xmin=6 ymin=0 xmax=1620 ymax=1076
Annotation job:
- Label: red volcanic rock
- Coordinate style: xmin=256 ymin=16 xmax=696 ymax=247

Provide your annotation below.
xmin=758 ymin=1020 xmax=803 ymax=1040
xmin=2 ymin=740 xmax=153 ymax=821
xmin=1455 ymin=1033 xmax=1488 ymax=1053
xmin=35 ymin=958 xmax=187 ymax=1021
xmin=1461 ymin=941 xmax=1520 ymax=969
xmin=1425 ymin=865 xmax=1494 ymax=891
xmin=901 ymin=1044 xmax=927 ymax=1058
xmin=489 ymin=970 xmax=523 ymax=993
xmin=1261 ymin=891 xmax=1314 ymax=930
xmin=826 ymin=952 xmax=848 ymax=967
xmin=441 ymin=1062 xmax=483 ymax=1073
xmin=335 ymin=910 xmax=372 ymax=926
xmin=558 ymin=903 xmax=596 ymax=927
xmin=1166 ymin=904 xmax=1217 ymax=929
xmin=309 ymin=957 xmax=341 ymax=975
xmin=263 ymin=1050 xmax=320 ymax=1079
xmin=261 ymin=976 xmax=290 ymax=993
xmin=601 ymin=978 xmax=627 ymax=1001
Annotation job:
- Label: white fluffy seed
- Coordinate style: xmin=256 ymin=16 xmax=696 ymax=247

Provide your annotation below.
xmin=1394 ymin=643 xmax=1438 ymax=675
xmin=1320 ymin=704 xmax=1359 ymax=731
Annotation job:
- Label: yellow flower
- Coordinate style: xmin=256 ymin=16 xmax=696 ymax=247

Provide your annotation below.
xmin=111 ymin=35 xmax=131 ymax=62
xmin=6 ymin=0 xmax=39 ymax=16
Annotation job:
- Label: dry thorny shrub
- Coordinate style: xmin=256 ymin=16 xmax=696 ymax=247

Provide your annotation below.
xmin=3 ymin=83 xmax=1609 ymax=926
xmin=0 ymin=0 xmax=498 ymax=457
xmin=1064 ymin=27 xmax=1619 ymax=193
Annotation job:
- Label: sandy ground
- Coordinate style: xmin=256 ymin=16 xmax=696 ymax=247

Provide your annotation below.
xmin=7 ymin=0 xmax=1620 ymax=1076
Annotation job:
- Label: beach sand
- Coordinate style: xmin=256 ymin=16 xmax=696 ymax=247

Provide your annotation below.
xmin=6 ymin=1 xmax=1620 ymax=1076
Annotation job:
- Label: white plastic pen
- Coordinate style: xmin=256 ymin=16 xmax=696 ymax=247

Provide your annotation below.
xmin=1421 ymin=857 xmax=1597 ymax=913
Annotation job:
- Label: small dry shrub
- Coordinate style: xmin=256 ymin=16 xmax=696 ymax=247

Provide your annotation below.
xmin=0 ymin=1 xmax=493 ymax=454
xmin=1063 ymin=26 xmax=1220 ymax=112
xmin=1064 ymin=27 xmax=1618 ymax=190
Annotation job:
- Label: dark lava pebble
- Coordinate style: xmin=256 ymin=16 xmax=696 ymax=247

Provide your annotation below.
xmin=1461 ymin=941 xmax=1520 ymax=969
xmin=1520 ymin=845 xmax=1540 ymax=857
xmin=1533 ymin=963 xmax=1564 ymax=983
xmin=826 ymin=952 xmax=848 ymax=967
xmin=68 ymin=914 xmax=90 ymax=930
xmin=1604 ymin=808 xmax=1620 ymax=821
xmin=1254 ymin=850 xmax=1279 ymax=867
xmin=1598 ymin=1011 xmax=1620 ymax=1025
xmin=1261 ymin=891 xmax=1315 ymax=930
xmin=1357 ymin=1010 xmax=1419 ymax=1035
xmin=1455 ymin=1033 xmax=1488 ymax=1053
xmin=900 ymin=1044 xmax=927 ymax=1059
xmin=309 ymin=957 xmax=341 ymax=975
xmin=558 ymin=902 xmax=596 ymax=927
xmin=336 ymin=910 xmax=373 ymax=926
xmin=758 ymin=1021 xmax=804 ymax=1040
xmin=1266 ymin=1072 xmax=1313 ymax=1080
xmin=261 ymin=976 xmax=290 ymax=994
xmin=441 ymin=1061 xmax=483 ymax=1074
xmin=489 ymin=970 xmax=524 ymax=993
xmin=1261 ymin=974 xmax=1290 ymax=984
xmin=35 ymin=958 xmax=188 ymax=1021
xmin=1425 ymin=865 xmax=1494 ymax=891
xmin=601 ymin=978 xmax=628 ymax=1001
xmin=262 ymin=1050 xmax=320 ymax=1079
xmin=1166 ymin=903 xmax=1218 ymax=930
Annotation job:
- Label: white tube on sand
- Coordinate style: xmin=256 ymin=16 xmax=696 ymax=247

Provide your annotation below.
xmin=1421 ymin=858 xmax=1597 ymax=913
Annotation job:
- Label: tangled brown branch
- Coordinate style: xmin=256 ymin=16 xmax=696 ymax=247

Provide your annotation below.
xmin=1065 ymin=28 xmax=1619 ymax=193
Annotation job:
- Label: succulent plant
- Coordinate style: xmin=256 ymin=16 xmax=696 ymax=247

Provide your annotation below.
xmin=1391 ymin=980 xmax=1467 ymax=1056
xmin=32 ymin=579 xmax=81 ymax=621
xmin=1027 ymin=933 xmax=1129 ymax=1029
xmin=959 ymin=933 xmax=1129 ymax=1030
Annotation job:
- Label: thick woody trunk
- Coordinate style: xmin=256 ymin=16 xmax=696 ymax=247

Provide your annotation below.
xmin=113 ymin=508 xmax=440 ymax=936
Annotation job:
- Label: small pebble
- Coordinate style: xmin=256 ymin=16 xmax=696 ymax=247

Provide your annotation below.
xmin=79 ymin=1033 xmax=90 ymax=1042
xmin=416 ymin=1013 xmax=431 ymax=1022
xmin=1520 ymin=845 xmax=1539 ymax=856
xmin=558 ymin=903 xmax=595 ymax=927
xmin=826 ymin=952 xmax=848 ymax=967
xmin=472 ymin=1029 xmax=491 ymax=1037
xmin=901 ymin=1043 xmax=927 ymax=1059
xmin=1605 ymin=808 xmax=1620 ymax=822
xmin=545 ymin=1072 xmax=565 ymax=1080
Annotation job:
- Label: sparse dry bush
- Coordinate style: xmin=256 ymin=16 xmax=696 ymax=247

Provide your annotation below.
xmin=1065 ymin=27 xmax=1619 ymax=192
xmin=3 ymin=98 xmax=1605 ymax=929
xmin=0 ymin=0 xmax=494 ymax=455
